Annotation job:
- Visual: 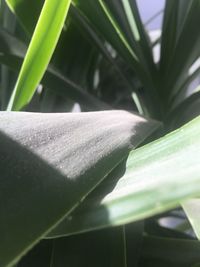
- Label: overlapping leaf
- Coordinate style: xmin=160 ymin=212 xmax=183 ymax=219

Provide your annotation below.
xmin=0 ymin=110 xmax=157 ymax=267
xmin=7 ymin=0 xmax=72 ymax=111
xmin=160 ymin=0 xmax=200 ymax=104
xmin=48 ymin=114 xmax=200 ymax=238
xmin=0 ymin=28 xmax=108 ymax=110
xmin=5 ymin=0 xmax=43 ymax=34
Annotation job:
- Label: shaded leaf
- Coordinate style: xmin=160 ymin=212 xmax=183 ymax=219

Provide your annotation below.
xmin=163 ymin=1 xmax=200 ymax=99
xmin=0 ymin=110 xmax=157 ymax=267
xmin=5 ymin=0 xmax=44 ymax=35
xmin=125 ymin=222 xmax=144 ymax=267
xmin=0 ymin=28 xmax=109 ymax=110
xmin=48 ymin=115 xmax=200 ymax=237
xmin=17 ymin=240 xmax=52 ymax=267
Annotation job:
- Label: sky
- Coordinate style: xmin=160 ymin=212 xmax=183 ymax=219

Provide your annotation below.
xmin=136 ymin=0 xmax=165 ymax=30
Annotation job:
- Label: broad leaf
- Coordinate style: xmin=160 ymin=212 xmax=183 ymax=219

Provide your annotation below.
xmin=0 ymin=110 xmax=157 ymax=267
xmin=48 ymin=115 xmax=200 ymax=238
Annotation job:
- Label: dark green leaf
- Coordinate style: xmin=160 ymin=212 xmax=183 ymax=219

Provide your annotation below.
xmin=0 ymin=28 xmax=109 ymax=110
xmin=5 ymin=0 xmax=44 ymax=35
xmin=0 ymin=110 xmax=157 ymax=267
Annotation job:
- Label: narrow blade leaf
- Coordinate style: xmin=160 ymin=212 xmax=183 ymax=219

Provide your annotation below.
xmin=7 ymin=0 xmax=71 ymax=111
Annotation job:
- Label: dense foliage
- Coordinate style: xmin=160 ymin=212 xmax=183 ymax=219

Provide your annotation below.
xmin=1 ymin=0 xmax=200 ymax=266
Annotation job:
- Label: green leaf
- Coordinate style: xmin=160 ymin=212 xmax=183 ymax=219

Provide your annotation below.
xmin=0 ymin=1 xmax=17 ymax=109
xmin=169 ymin=65 xmax=200 ymax=108
xmin=7 ymin=0 xmax=72 ymax=111
xmin=0 ymin=28 xmax=109 ymax=110
xmin=5 ymin=0 xmax=44 ymax=35
xmin=160 ymin=0 xmax=181 ymax=76
xmin=4 ymin=0 xmax=142 ymax=112
xmin=116 ymin=0 xmax=156 ymax=79
xmin=105 ymin=0 xmax=155 ymax=78
xmin=168 ymin=89 xmax=200 ymax=129
xmin=0 ymin=53 xmax=109 ymax=111
xmin=162 ymin=1 xmax=200 ymax=100
xmin=48 ymin=115 xmax=200 ymax=238
xmin=73 ymin=0 xmax=139 ymax=73
xmin=0 ymin=110 xmax=157 ymax=267
xmin=183 ymin=199 xmax=200 ymax=240
xmin=17 ymin=240 xmax=52 ymax=267
xmin=70 ymin=6 xmax=136 ymax=97
xmin=72 ymin=1 xmax=161 ymax=118
xmin=0 ymin=27 xmax=27 ymax=57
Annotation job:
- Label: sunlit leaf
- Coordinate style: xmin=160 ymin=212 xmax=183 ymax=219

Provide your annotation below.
xmin=7 ymin=0 xmax=72 ymax=111
xmin=48 ymin=115 xmax=200 ymax=237
xmin=0 ymin=110 xmax=157 ymax=267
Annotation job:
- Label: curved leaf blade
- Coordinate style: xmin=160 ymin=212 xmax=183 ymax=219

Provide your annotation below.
xmin=0 ymin=28 xmax=109 ymax=110
xmin=7 ymin=0 xmax=71 ymax=111
xmin=0 ymin=110 xmax=158 ymax=267
xmin=48 ymin=115 xmax=200 ymax=238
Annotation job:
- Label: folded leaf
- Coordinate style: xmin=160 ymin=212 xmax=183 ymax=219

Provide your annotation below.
xmin=0 ymin=110 xmax=158 ymax=267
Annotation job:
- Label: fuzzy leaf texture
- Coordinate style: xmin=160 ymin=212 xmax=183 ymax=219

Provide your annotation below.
xmin=0 ymin=110 xmax=157 ymax=267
